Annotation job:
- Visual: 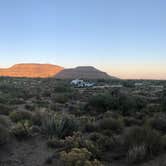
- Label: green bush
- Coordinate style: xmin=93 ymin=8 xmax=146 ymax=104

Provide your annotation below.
xmin=0 ymin=104 xmax=12 ymax=115
xmin=0 ymin=115 xmax=11 ymax=144
xmin=11 ymin=120 xmax=32 ymax=139
xmin=9 ymin=110 xmax=32 ymax=122
xmin=64 ymin=132 xmax=96 ymax=151
xmin=147 ymin=114 xmax=166 ymax=133
xmin=124 ymin=126 xmax=164 ymax=157
xmin=53 ymin=94 xmax=69 ymax=104
xmin=0 ymin=125 xmax=9 ymax=145
xmin=0 ymin=95 xmax=9 ymax=104
xmin=47 ymin=137 xmax=64 ymax=149
xmin=86 ymin=92 xmax=146 ymax=113
xmin=161 ymin=89 xmax=166 ymax=111
xmin=52 ymin=132 xmax=101 ymax=159
xmin=54 ymin=84 xmax=72 ymax=93
xmin=89 ymin=132 xmax=115 ymax=152
xmin=79 ymin=116 xmax=97 ymax=133
xmin=123 ymin=117 xmax=142 ymax=126
xmin=83 ymin=121 xmax=98 ymax=133
xmin=103 ymin=111 xmax=120 ymax=119
xmin=60 ymin=148 xmax=102 ymax=166
xmin=25 ymin=104 xmax=35 ymax=111
xmin=161 ymin=135 xmax=166 ymax=149
xmin=42 ymin=113 xmax=78 ymax=138
xmin=87 ymin=93 xmax=112 ymax=113
xmin=98 ymin=117 xmax=123 ymax=133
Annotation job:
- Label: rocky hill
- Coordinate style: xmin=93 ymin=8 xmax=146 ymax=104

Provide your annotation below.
xmin=0 ymin=64 xmax=64 ymax=78
xmin=55 ymin=66 xmax=116 ymax=79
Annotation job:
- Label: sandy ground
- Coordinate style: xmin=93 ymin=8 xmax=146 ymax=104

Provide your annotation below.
xmin=0 ymin=136 xmax=54 ymax=166
xmin=1 ymin=135 xmax=166 ymax=166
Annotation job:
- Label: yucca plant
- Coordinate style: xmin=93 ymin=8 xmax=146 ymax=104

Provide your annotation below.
xmin=127 ymin=144 xmax=147 ymax=164
xmin=42 ymin=113 xmax=78 ymax=138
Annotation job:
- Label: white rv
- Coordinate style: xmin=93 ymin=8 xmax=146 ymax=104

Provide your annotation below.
xmin=70 ymin=79 xmax=95 ymax=88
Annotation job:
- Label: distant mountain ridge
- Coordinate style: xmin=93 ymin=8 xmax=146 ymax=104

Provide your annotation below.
xmin=0 ymin=64 xmax=117 ymax=79
xmin=0 ymin=63 xmax=64 ymax=78
xmin=55 ymin=66 xmax=116 ymax=79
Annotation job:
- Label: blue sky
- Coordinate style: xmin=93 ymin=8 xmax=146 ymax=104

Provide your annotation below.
xmin=0 ymin=0 xmax=165 ymax=79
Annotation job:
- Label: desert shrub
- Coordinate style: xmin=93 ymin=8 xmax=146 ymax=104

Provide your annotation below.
xmin=47 ymin=137 xmax=64 ymax=149
xmin=161 ymin=135 xmax=166 ymax=150
xmin=59 ymin=132 xmax=84 ymax=150
xmin=55 ymin=132 xmax=101 ymax=159
xmin=53 ymin=94 xmax=69 ymax=104
xmin=0 ymin=95 xmax=9 ymax=104
xmin=34 ymin=100 xmax=49 ymax=107
xmin=0 ymin=115 xmax=11 ymax=144
xmin=89 ymin=132 xmax=102 ymax=142
xmin=127 ymin=144 xmax=147 ymax=164
xmin=161 ymin=89 xmax=166 ymax=111
xmin=32 ymin=108 xmax=48 ymax=126
xmin=79 ymin=116 xmax=96 ymax=132
xmin=86 ymin=92 xmax=146 ymax=114
xmin=96 ymin=134 xmax=113 ymax=151
xmin=29 ymin=125 xmax=41 ymax=135
xmin=98 ymin=117 xmax=123 ymax=133
xmin=123 ymin=116 xmax=142 ymax=126
xmin=64 ymin=132 xmax=94 ymax=149
xmin=0 ymin=115 xmax=11 ymax=127
xmin=0 ymin=84 xmax=28 ymax=101
xmin=42 ymin=113 xmax=78 ymax=138
xmin=124 ymin=126 xmax=164 ymax=157
xmin=147 ymin=114 xmax=166 ymax=133
xmin=54 ymin=83 xmax=72 ymax=93
xmin=89 ymin=132 xmax=115 ymax=152
xmin=0 ymin=125 xmax=10 ymax=145
xmin=83 ymin=121 xmax=98 ymax=133
xmin=9 ymin=110 xmax=32 ymax=122
xmin=25 ymin=104 xmax=35 ymax=111
xmin=87 ymin=93 xmax=112 ymax=113
xmin=0 ymin=104 xmax=12 ymax=115
xmin=60 ymin=148 xmax=102 ymax=166
xmin=50 ymin=103 xmax=58 ymax=111
xmin=103 ymin=111 xmax=120 ymax=119
xmin=11 ymin=120 xmax=32 ymax=139
xmin=8 ymin=98 xmax=25 ymax=105
xmin=42 ymin=90 xmax=51 ymax=97
xmin=117 ymin=95 xmax=146 ymax=114
xmin=123 ymin=80 xmax=135 ymax=88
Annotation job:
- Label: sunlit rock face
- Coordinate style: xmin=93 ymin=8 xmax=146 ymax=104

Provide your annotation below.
xmin=0 ymin=64 xmax=64 ymax=78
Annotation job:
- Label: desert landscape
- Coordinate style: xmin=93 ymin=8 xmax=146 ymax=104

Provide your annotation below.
xmin=0 ymin=65 xmax=166 ymax=166
xmin=0 ymin=0 xmax=165 ymax=165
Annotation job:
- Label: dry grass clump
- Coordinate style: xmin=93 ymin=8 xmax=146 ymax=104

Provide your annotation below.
xmin=124 ymin=126 xmax=164 ymax=164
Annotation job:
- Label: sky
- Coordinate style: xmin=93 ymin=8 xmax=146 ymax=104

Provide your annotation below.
xmin=0 ymin=0 xmax=165 ymax=79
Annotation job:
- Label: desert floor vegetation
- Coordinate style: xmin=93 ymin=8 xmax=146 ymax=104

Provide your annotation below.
xmin=0 ymin=78 xmax=166 ymax=166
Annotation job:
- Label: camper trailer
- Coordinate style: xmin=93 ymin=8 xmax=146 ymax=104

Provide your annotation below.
xmin=70 ymin=79 xmax=95 ymax=88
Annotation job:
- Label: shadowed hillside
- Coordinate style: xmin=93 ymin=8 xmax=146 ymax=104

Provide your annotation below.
xmin=55 ymin=66 xmax=116 ymax=79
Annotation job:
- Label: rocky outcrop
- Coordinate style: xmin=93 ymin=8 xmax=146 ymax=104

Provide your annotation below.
xmin=0 ymin=64 xmax=64 ymax=78
xmin=55 ymin=66 xmax=116 ymax=79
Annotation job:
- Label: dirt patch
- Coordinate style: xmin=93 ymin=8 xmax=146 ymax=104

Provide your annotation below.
xmin=0 ymin=136 xmax=54 ymax=166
